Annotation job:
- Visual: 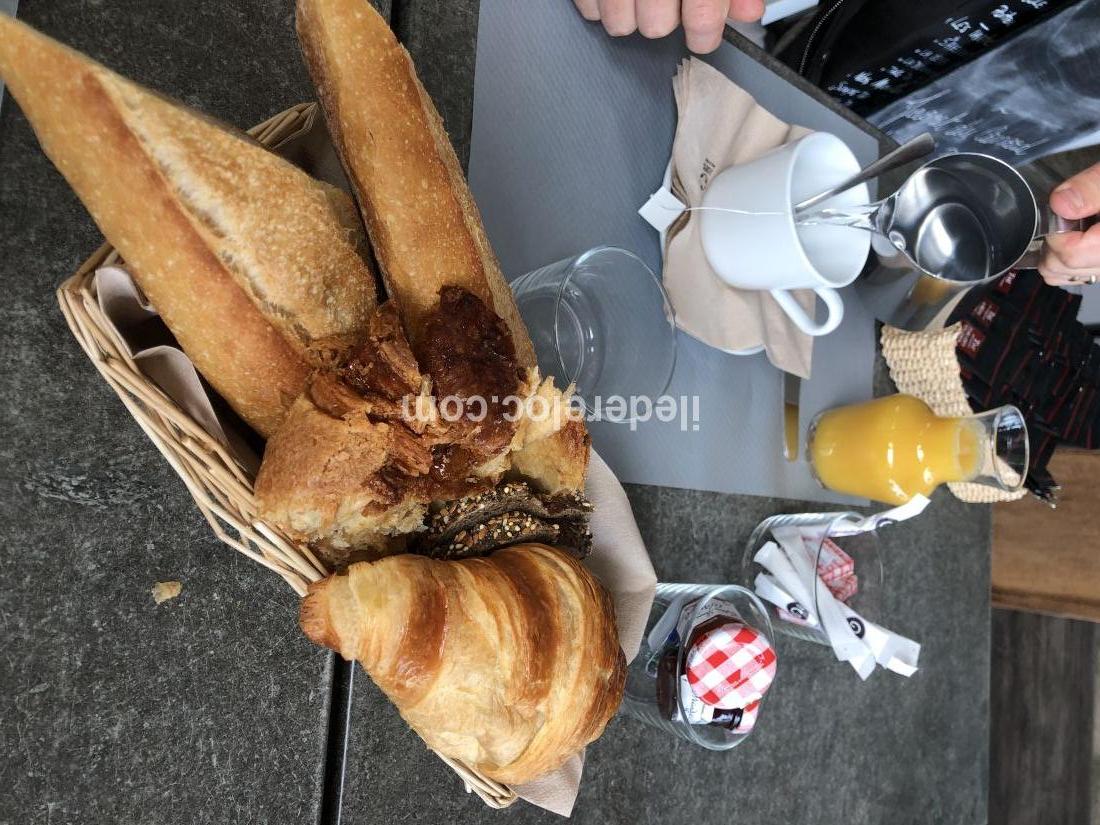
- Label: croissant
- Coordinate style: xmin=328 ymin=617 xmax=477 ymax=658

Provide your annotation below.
xmin=300 ymin=544 xmax=626 ymax=784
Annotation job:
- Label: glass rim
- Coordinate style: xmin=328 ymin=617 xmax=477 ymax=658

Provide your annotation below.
xmin=987 ymin=403 xmax=1030 ymax=493
xmin=669 ymin=583 xmax=774 ymax=750
xmin=552 ymin=245 xmax=678 ymax=423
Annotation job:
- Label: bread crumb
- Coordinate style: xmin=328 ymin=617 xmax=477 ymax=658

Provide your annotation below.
xmin=152 ymin=581 xmax=182 ymax=605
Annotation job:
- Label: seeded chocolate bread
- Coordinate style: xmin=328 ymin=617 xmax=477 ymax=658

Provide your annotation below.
xmin=414 ymin=482 xmax=594 ymax=560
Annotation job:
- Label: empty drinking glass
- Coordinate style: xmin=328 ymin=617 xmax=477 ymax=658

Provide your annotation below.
xmin=510 ymin=246 xmax=677 ymax=421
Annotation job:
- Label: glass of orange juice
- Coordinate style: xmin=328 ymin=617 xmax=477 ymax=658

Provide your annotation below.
xmin=807 ymin=394 xmax=1028 ymax=505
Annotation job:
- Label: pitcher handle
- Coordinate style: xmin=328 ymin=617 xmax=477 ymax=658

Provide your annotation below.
xmin=1038 ymin=206 xmax=1096 ymax=237
xmin=1017 ymin=208 xmax=1099 ymax=269
xmin=770 ymin=287 xmax=844 ymax=337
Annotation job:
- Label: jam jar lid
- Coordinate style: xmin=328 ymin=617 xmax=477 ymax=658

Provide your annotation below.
xmin=685 ymin=622 xmax=777 ymax=709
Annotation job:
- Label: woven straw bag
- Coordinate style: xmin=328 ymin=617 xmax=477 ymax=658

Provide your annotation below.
xmin=880 ymin=324 xmax=1026 ymax=504
xmin=56 ymin=103 xmax=518 ymax=809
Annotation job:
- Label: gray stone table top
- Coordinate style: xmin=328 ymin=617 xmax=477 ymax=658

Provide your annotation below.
xmin=0 ymin=3 xmax=340 ymax=824
xmin=0 ymin=2 xmax=991 ymax=824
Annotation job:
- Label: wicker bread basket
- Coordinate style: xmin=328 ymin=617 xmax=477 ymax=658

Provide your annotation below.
xmin=56 ymin=102 xmax=518 ymax=810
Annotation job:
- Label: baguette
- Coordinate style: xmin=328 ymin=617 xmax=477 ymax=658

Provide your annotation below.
xmin=294 ymin=0 xmax=589 ymax=496
xmin=295 ymin=0 xmax=535 ymax=368
xmin=0 ymin=16 xmax=378 ymax=437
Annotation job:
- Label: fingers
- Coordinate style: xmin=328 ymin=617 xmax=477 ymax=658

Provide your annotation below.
xmin=1051 ymin=160 xmax=1100 ymax=220
xmin=1038 ymin=242 xmax=1087 ymax=286
xmin=1038 ymin=249 xmax=1083 ymax=286
xmin=596 ymin=0 xmax=637 ymax=35
xmin=681 ymin=0 xmax=730 ymax=52
xmin=580 ymin=0 xmax=764 ymax=45
xmin=636 ymin=0 xmax=680 ymax=38
xmin=1039 ymin=224 xmax=1100 ymax=286
xmin=728 ymin=0 xmax=766 ymax=22
xmin=1047 ymin=224 xmax=1100 ymax=269
xmin=574 ymin=0 xmax=601 ymax=21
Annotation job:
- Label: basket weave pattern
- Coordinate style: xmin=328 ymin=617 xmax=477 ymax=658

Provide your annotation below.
xmin=56 ymin=103 xmax=517 ymax=809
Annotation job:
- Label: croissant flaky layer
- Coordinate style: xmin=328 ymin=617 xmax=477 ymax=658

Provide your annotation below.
xmin=300 ymin=544 xmax=626 ymax=784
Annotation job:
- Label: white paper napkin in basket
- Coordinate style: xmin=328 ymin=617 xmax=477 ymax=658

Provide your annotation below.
xmin=94 ymin=266 xmax=260 ymax=474
xmin=642 ymin=58 xmax=815 ymax=378
xmin=91 ymin=264 xmax=657 ymax=818
xmin=515 ymin=450 xmax=658 ymax=815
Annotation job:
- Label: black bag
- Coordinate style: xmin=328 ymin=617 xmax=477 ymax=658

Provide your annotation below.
xmin=775 ymin=0 xmax=1075 ymax=116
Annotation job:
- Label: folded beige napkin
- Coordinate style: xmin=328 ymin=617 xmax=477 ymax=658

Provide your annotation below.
xmin=647 ymin=58 xmax=814 ymax=378
xmin=94 ymin=266 xmax=260 ymax=474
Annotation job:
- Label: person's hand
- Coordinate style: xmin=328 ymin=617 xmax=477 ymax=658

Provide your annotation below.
xmin=573 ymin=0 xmax=766 ymax=54
xmin=1040 ymin=162 xmax=1100 ymax=287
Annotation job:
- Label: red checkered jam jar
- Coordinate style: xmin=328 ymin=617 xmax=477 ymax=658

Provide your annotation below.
xmin=621 ymin=584 xmax=777 ymax=751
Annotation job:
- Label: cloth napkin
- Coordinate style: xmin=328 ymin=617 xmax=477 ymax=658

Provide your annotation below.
xmin=641 ymin=58 xmax=815 ymax=378
xmin=93 ymin=266 xmax=260 ymax=474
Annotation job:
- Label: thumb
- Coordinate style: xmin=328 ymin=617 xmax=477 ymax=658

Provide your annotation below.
xmin=1051 ymin=161 xmax=1100 ymax=220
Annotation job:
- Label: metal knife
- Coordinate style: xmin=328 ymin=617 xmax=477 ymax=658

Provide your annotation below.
xmin=782 ymin=371 xmax=801 ymax=462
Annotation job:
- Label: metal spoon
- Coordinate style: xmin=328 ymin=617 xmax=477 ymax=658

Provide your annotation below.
xmin=793 ymin=133 xmax=936 ymax=215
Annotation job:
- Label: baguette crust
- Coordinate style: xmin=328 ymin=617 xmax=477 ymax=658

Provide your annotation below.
xmin=296 ymin=0 xmax=535 ymax=368
xmin=292 ymin=0 xmax=589 ymax=515
xmin=0 ymin=16 xmax=378 ymax=436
